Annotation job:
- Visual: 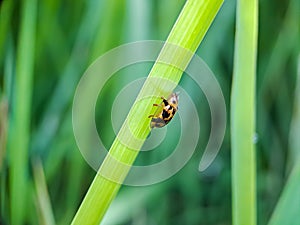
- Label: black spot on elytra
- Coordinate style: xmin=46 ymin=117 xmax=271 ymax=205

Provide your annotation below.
xmin=163 ymin=99 xmax=169 ymax=106
xmin=162 ymin=109 xmax=170 ymax=119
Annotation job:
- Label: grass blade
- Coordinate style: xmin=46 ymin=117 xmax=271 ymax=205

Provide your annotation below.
xmin=268 ymin=54 xmax=300 ymax=225
xmin=32 ymin=158 xmax=56 ymax=225
xmin=268 ymin=163 xmax=300 ymax=225
xmin=231 ymin=0 xmax=258 ymax=224
xmin=8 ymin=0 xmax=37 ymax=224
xmin=71 ymin=0 xmax=223 ymax=224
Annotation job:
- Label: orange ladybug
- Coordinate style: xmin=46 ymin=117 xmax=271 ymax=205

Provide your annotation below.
xmin=148 ymin=93 xmax=179 ymax=128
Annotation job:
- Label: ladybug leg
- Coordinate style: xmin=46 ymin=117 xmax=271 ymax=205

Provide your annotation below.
xmin=148 ymin=114 xmax=154 ymax=118
xmin=153 ymin=103 xmax=164 ymax=107
xmin=151 ymin=97 xmax=166 ymax=107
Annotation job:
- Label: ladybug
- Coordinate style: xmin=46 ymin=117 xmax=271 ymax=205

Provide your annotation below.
xmin=148 ymin=93 xmax=179 ymax=128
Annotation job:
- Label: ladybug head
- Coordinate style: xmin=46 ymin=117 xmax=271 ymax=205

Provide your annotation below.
xmin=168 ymin=92 xmax=179 ymax=105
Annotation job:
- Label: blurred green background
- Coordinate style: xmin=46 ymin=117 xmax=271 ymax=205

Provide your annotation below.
xmin=0 ymin=0 xmax=299 ymax=225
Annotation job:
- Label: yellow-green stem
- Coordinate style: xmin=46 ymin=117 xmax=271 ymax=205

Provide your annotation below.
xmin=71 ymin=0 xmax=223 ymax=224
xmin=231 ymin=0 xmax=258 ymax=224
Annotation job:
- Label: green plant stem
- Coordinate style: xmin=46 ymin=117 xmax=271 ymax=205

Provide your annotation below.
xmin=268 ymin=163 xmax=300 ymax=225
xmin=32 ymin=158 xmax=56 ymax=225
xmin=0 ymin=0 xmax=13 ymax=64
xmin=9 ymin=0 xmax=36 ymax=224
xmin=268 ymin=55 xmax=300 ymax=225
xmin=71 ymin=0 xmax=223 ymax=224
xmin=231 ymin=0 xmax=258 ymax=225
